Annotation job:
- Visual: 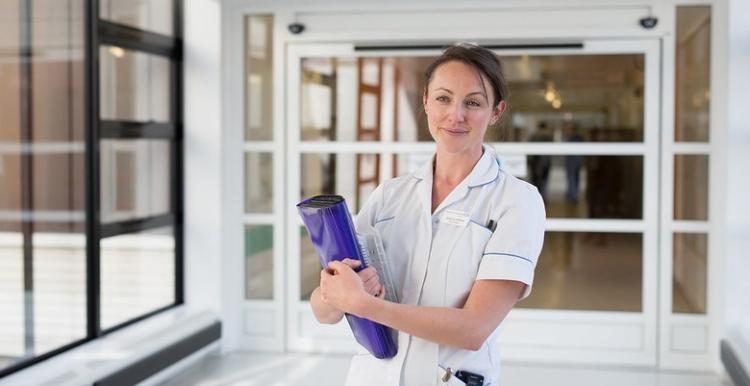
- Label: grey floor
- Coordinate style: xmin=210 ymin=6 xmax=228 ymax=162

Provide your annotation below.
xmin=159 ymin=352 xmax=733 ymax=386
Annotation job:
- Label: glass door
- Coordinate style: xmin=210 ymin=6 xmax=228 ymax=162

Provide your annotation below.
xmin=285 ymin=39 xmax=660 ymax=365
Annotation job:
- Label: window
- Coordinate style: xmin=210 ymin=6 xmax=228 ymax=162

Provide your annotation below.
xmin=0 ymin=0 xmax=182 ymax=378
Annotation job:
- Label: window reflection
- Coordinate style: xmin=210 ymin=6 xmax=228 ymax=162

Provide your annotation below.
xmin=675 ymin=6 xmax=711 ymax=142
xmin=300 ymin=54 xmax=645 ymax=143
xmin=100 ymin=46 xmax=171 ymax=122
xmin=673 ymin=233 xmax=707 ymax=314
xmin=299 ymin=152 xmax=642 ymax=220
xmin=518 ymin=232 xmax=643 ymax=312
xmin=100 ymin=140 xmax=171 ymax=223
xmin=521 ymin=155 xmax=643 ymax=219
xmin=674 ymin=154 xmax=708 ymax=220
xmin=100 ymin=0 xmax=173 ymax=36
xmin=300 ymin=153 xmax=431 ymax=213
xmin=245 ymin=15 xmax=274 ymax=141
xmin=100 ymin=227 xmax=175 ymax=330
xmin=246 ymin=225 xmax=273 ymax=300
xmin=300 ymin=226 xmax=318 ymax=301
xmin=245 ymin=153 xmax=273 ymax=213
xmin=0 ymin=0 xmax=87 ymax=372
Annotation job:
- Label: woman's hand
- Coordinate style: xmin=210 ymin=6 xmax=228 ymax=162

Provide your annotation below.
xmin=319 ymin=258 xmax=381 ymax=316
xmin=349 ymin=259 xmax=384 ymax=298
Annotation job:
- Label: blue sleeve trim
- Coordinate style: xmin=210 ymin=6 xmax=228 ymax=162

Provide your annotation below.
xmin=483 ymin=252 xmax=533 ymax=264
xmin=374 ymin=216 xmax=395 ymax=225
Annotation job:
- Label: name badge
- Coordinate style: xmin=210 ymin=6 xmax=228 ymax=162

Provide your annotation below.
xmin=441 ymin=209 xmax=470 ymax=227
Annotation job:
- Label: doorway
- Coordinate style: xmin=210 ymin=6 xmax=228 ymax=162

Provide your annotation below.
xmin=280 ymin=40 xmax=661 ymax=365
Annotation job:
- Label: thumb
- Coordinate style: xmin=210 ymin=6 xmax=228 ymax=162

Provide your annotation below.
xmin=341 ymin=258 xmax=362 ymax=269
xmin=327 ymin=260 xmax=349 ymax=274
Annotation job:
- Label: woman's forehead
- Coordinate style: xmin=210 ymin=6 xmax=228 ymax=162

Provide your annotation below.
xmin=428 ymin=61 xmax=491 ymax=97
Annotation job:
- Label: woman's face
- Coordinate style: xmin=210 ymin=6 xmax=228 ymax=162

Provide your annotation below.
xmin=423 ymin=60 xmax=505 ymax=156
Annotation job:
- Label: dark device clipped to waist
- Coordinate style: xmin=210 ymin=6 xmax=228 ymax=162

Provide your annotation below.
xmin=455 ymin=370 xmax=484 ymax=386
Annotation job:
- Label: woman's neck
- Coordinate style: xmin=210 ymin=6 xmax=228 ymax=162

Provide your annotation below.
xmin=433 ymin=145 xmax=484 ymax=186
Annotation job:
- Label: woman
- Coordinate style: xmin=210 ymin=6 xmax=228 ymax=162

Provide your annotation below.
xmin=310 ymin=43 xmax=546 ymax=386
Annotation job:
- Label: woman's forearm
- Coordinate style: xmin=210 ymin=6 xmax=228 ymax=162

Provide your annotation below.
xmin=310 ymin=287 xmax=345 ymax=324
xmin=351 ymin=280 xmax=523 ymax=351
xmin=355 ymin=296 xmax=487 ymax=350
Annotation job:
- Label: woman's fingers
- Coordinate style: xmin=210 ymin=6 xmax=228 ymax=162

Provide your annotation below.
xmin=363 ymin=280 xmax=378 ymax=296
xmin=357 ymin=266 xmax=377 ymax=282
xmin=376 ymin=285 xmax=385 ymax=298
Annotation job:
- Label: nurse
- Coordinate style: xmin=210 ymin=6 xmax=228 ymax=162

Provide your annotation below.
xmin=310 ymin=43 xmax=546 ymax=386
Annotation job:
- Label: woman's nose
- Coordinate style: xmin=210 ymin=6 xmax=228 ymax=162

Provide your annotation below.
xmin=448 ymin=103 xmax=466 ymax=123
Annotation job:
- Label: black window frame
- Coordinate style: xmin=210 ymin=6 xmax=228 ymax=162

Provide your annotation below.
xmin=0 ymin=0 xmax=183 ymax=379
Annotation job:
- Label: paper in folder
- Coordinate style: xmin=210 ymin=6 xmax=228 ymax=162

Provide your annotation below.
xmin=297 ymin=195 xmax=397 ymax=359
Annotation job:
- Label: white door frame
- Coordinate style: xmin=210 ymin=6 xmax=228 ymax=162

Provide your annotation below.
xmin=283 ymin=39 xmax=661 ymax=366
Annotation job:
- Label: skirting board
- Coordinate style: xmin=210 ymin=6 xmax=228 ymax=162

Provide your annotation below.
xmin=93 ymin=321 xmax=222 ymax=386
xmin=721 ymin=339 xmax=750 ymax=386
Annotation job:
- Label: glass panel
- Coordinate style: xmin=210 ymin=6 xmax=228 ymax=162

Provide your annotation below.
xmin=300 ymin=54 xmax=644 ymax=143
xmin=673 ymin=233 xmax=707 ymax=314
xmin=245 ymin=225 xmax=273 ymax=300
xmin=245 ymin=15 xmax=274 ymax=141
xmin=300 ymin=153 xmax=642 ymax=219
xmin=100 ymin=226 xmax=175 ymax=330
xmin=674 ymin=154 xmax=709 ymax=220
xmin=300 ymin=226 xmax=319 ymax=301
xmin=300 ymin=153 xmax=380 ymax=213
xmin=245 ymin=153 xmax=273 ymax=213
xmin=99 ymin=0 xmax=173 ymax=36
xmin=33 ymin=154 xmax=86 ymax=216
xmin=100 ymin=46 xmax=170 ymax=122
xmin=31 ymin=233 xmax=87 ymax=354
xmin=517 ymin=232 xmax=643 ymax=312
xmin=675 ymin=6 xmax=711 ymax=142
xmin=0 ymin=0 xmax=87 ymax=372
xmin=521 ymin=155 xmax=643 ymax=219
xmin=100 ymin=140 xmax=171 ymax=223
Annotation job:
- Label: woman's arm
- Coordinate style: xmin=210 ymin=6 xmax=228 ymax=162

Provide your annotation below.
xmin=311 ymin=259 xmax=383 ymax=324
xmin=321 ymin=261 xmax=524 ymax=350
xmin=310 ymin=286 xmax=345 ymax=324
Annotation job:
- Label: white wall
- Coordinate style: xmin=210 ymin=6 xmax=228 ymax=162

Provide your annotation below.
xmin=184 ymin=0 xmax=225 ymax=333
xmin=723 ymin=0 xmax=750 ymax=373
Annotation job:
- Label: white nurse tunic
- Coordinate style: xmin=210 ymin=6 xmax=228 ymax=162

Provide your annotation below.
xmin=345 ymin=145 xmax=546 ymax=386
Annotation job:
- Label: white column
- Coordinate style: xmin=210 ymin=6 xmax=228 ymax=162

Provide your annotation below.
xmin=723 ymin=0 xmax=750 ymax=372
xmin=184 ymin=0 xmax=226 ymax=344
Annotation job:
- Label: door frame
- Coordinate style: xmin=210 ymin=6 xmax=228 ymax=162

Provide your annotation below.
xmin=283 ymin=39 xmax=661 ymax=366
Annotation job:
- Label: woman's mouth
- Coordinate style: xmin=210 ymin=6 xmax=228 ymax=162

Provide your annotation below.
xmin=441 ymin=127 xmax=470 ymax=135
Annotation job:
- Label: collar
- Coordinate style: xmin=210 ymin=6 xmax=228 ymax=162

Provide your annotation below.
xmin=412 ymin=144 xmax=500 ymax=188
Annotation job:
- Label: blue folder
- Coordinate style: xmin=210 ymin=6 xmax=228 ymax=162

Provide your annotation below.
xmin=297 ymin=195 xmax=397 ymax=359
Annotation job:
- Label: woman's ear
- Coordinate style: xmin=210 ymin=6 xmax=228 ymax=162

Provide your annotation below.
xmin=491 ymin=100 xmax=507 ymax=123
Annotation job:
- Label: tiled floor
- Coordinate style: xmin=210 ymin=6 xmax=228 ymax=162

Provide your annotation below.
xmin=158 ymin=352 xmax=733 ymax=386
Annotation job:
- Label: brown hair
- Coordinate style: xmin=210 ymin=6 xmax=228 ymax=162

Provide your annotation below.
xmin=423 ymin=43 xmax=509 ymax=108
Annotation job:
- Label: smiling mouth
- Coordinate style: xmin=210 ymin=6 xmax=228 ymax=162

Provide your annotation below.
xmin=441 ymin=127 xmax=470 ymax=135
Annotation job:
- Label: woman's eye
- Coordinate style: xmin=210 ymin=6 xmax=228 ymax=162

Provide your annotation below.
xmin=436 ymin=95 xmax=450 ymax=103
xmin=465 ymin=99 xmax=481 ymax=107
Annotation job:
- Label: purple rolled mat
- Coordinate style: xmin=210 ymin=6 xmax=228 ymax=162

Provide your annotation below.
xmin=297 ymin=194 xmax=397 ymax=359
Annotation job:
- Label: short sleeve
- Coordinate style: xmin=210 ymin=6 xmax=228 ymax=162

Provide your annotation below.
xmin=476 ymin=181 xmax=546 ymax=299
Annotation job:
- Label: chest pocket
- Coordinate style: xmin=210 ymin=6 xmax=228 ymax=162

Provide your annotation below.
xmin=444 ymin=221 xmax=493 ymax=307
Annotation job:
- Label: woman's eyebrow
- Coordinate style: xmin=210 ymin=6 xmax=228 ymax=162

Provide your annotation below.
xmin=433 ymin=88 xmax=486 ymax=98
